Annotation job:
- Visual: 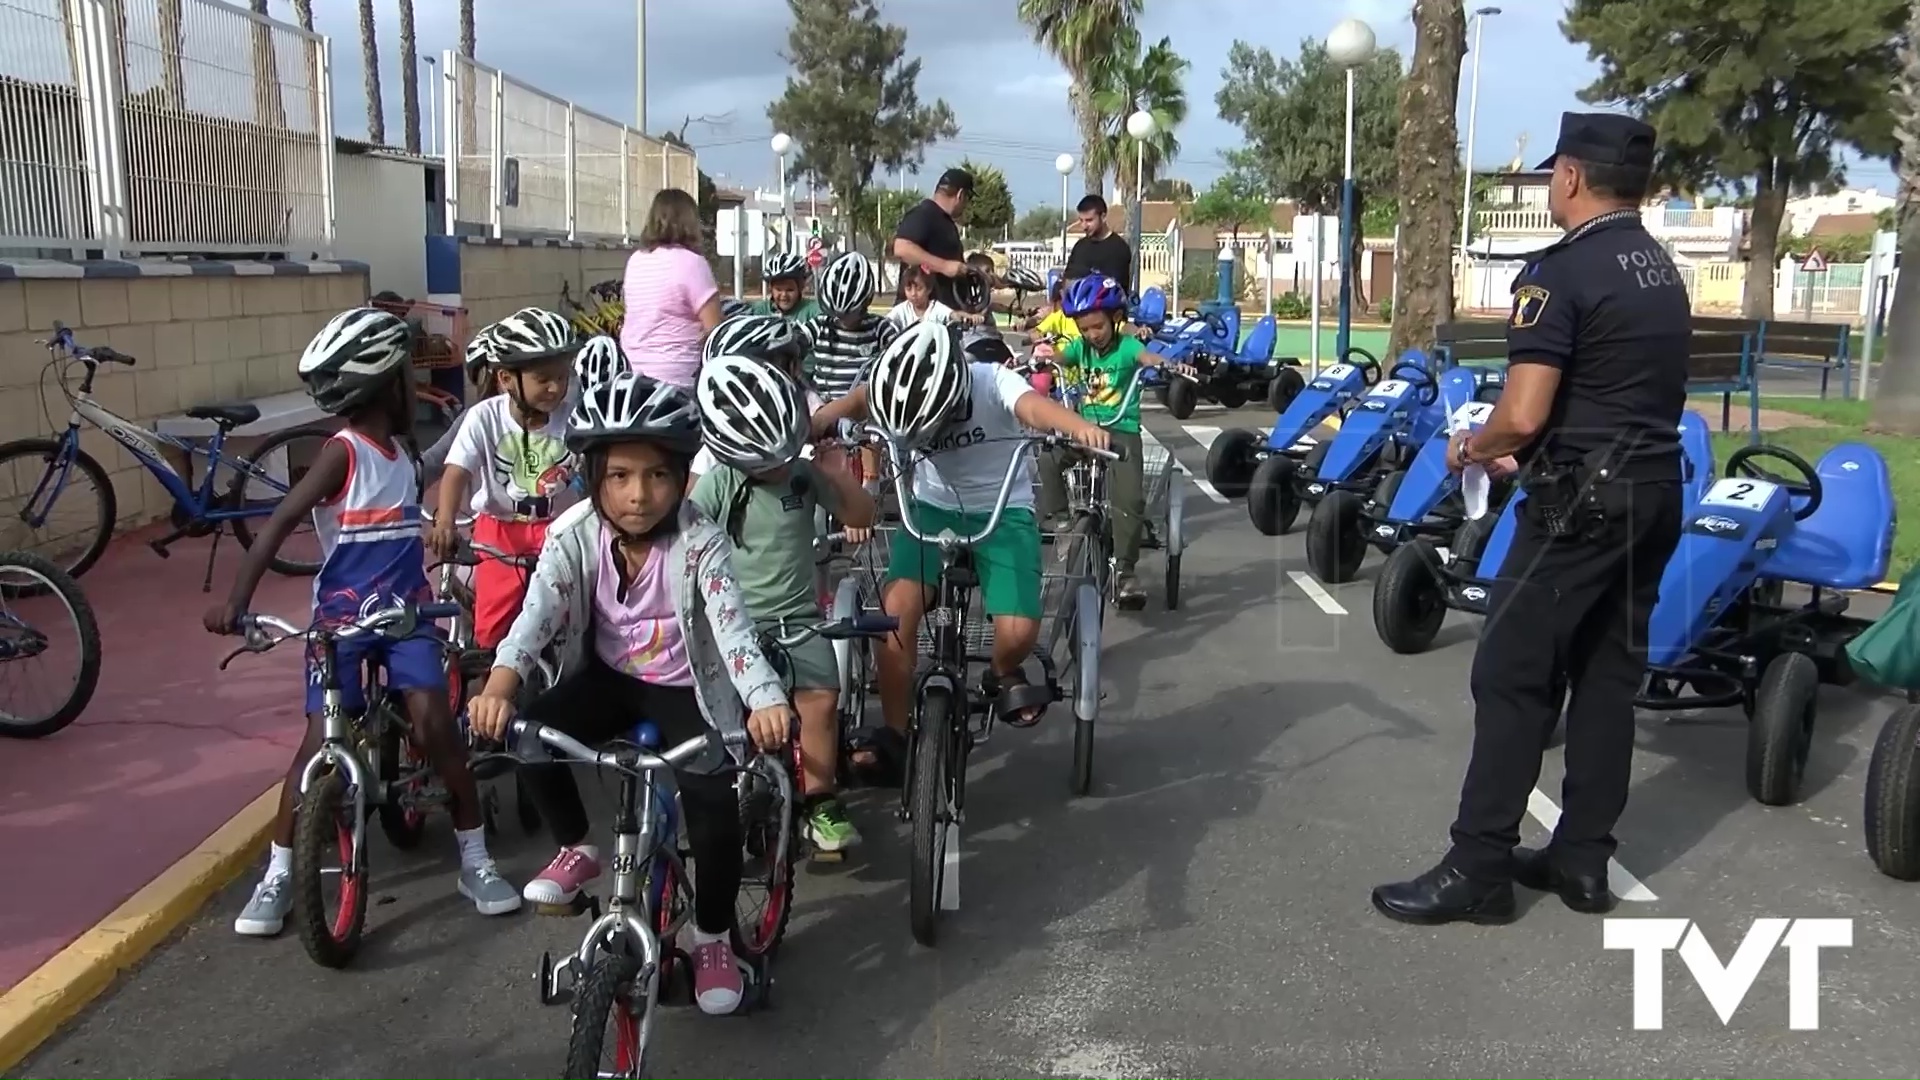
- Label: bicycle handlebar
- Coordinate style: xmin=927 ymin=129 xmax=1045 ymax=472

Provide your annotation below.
xmin=506 ymin=719 xmax=747 ymax=776
xmin=760 ymin=613 xmax=900 ymax=651
xmin=867 ymin=429 xmax=1121 ymax=551
xmin=216 ymin=601 xmax=462 ymax=670
xmin=39 ymin=322 xmax=137 ymax=366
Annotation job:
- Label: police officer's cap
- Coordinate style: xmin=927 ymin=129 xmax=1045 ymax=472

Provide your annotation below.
xmin=1536 ymin=112 xmax=1657 ymax=170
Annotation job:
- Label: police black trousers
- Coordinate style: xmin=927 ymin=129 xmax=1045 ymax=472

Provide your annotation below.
xmin=1444 ymin=478 xmax=1684 ymax=881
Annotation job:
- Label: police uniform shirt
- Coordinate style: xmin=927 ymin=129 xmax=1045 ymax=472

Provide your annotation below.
xmin=1507 ymin=210 xmax=1691 ymax=482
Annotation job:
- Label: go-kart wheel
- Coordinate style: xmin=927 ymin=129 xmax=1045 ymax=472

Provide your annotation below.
xmin=1306 ymin=489 xmax=1369 ymax=584
xmin=1268 ymin=365 xmax=1305 ymax=413
xmin=1166 ymin=377 xmax=1198 ymax=420
xmin=1214 ymin=381 xmax=1250 ymax=409
xmin=1450 ymin=515 xmax=1495 ymax=575
xmin=1367 ymin=470 xmax=1405 ymax=517
xmin=1342 ymin=346 xmax=1382 ymax=386
xmin=1373 ymin=540 xmax=1447 ymax=655
xmin=1864 ymin=704 xmax=1920 ymax=881
xmin=1205 ymin=428 xmax=1262 ymax=498
xmin=1155 ymin=382 xmax=1170 ymax=407
xmin=1725 ymin=444 xmax=1824 ymax=521
xmin=1247 ymin=456 xmax=1301 ymax=536
xmin=1746 ymin=651 xmax=1819 ymax=806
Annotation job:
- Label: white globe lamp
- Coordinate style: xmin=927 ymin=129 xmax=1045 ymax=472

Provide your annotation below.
xmin=1327 ymin=17 xmax=1377 ymax=67
xmin=1054 ymin=153 xmax=1074 ymax=175
xmin=770 ymin=132 xmax=792 ymax=156
xmin=1126 ymin=110 xmax=1156 ymax=140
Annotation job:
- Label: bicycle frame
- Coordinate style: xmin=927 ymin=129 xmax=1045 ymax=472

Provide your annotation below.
xmin=25 ymin=336 xmax=293 ymax=528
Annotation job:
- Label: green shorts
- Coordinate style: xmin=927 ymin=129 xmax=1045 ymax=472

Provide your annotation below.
xmin=887 ymin=502 xmax=1043 ymax=620
xmin=758 ymin=618 xmax=839 ymax=691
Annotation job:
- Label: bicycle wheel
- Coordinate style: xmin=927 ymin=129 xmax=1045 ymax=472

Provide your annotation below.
xmin=292 ymin=769 xmax=368 ymax=968
xmin=908 ymin=686 xmax=955 ymax=947
xmin=228 ymin=426 xmax=331 ymax=577
xmin=375 ymin=705 xmax=428 ymax=850
xmin=562 ymin=953 xmax=647 ymax=1080
xmin=0 ymin=438 xmax=116 ymax=587
xmin=735 ymin=747 xmax=798 ymax=958
xmin=0 ymin=550 xmax=103 ymax=738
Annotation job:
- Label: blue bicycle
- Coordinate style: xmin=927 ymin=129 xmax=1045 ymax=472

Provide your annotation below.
xmin=0 ymin=322 xmax=328 ymax=591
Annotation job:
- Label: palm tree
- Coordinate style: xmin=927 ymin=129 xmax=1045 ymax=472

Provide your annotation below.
xmin=1016 ymin=0 xmax=1143 ymax=200
xmin=1868 ymin=0 xmax=1920 ymax=434
xmin=1386 ymin=0 xmax=1466 ymax=359
xmin=247 ymin=0 xmax=286 ymax=127
xmin=157 ymin=0 xmax=185 ymax=109
xmin=291 ymin=0 xmax=320 ymax=130
xmin=458 ymin=0 xmax=478 ymax=161
xmin=1089 ymin=31 xmax=1188 ymax=214
xmin=398 ymin=0 xmax=421 ymax=153
xmin=358 ymin=0 xmax=385 ymax=144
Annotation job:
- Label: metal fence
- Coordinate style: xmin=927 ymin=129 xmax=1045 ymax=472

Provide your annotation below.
xmin=0 ymin=0 xmax=334 ymax=258
xmin=442 ymin=51 xmax=696 ymax=243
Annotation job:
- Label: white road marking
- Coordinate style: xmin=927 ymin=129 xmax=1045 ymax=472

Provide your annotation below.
xmin=1525 ymin=787 xmax=1658 ymax=902
xmin=1142 ymin=426 xmax=1228 ymax=504
xmin=1184 ymin=424 xmax=1221 ymax=450
xmin=1288 ymin=570 xmax=1348 ymax=615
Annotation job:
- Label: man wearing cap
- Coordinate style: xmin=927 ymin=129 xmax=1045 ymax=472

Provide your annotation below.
xmin=892 ymin=168 xmax=974 ymax=309
xmin=1371 ymin=112 xmax=1691 ymax=926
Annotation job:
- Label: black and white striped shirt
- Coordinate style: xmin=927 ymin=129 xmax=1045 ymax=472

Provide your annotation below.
xmin=804 ymin=314 xmax=899 ymax=401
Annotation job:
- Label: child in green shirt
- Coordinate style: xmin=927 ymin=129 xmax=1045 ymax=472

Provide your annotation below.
xmin=1038 ymin=274 xmax=1193 ymax=609
xmin=752 ymin=253 xmax=824 ymax=324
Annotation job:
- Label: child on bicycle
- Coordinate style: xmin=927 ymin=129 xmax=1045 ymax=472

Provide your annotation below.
xmin=886 ymin=264 xmax=979 ymax=331
xmin=1037 ymin=275 xmax=1194 ymax=609
xmin=205 ymin=308 xmax=520 ymax=938
xmin=427 ymin=307 xmax=581 ymax=653
xmin=751 ymin=254 xmax=822 ymax=324
xmin=465 ymin=371 xmax=795 ymax=1017
xmin=809 ymin=322 xmax=1107 ymax=784
xmin=804 ymin=251 xmax=897 ymax=403
xmin=690 ymin=353 xmax=877 ymax=855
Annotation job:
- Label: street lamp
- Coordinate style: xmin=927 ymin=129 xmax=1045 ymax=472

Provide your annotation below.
xmin=770 ymin=132 xmax=792 ymax=259
xmin=1457 ymin=7 xmax=1502 ymax=311
xmin=1327 ymin=17 xmax=1375 ymax=362
xmin=1055 ymin=153 xmax=1074 ymax=263
xmin=1126 ymin=109 xmax=1155 ymax=292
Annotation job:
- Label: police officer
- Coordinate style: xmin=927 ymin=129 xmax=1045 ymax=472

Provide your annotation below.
xmin=1371 ymin=112 xmax=1691 ymax=925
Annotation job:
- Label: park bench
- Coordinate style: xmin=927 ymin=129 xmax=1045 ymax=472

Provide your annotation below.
xmin=1693 ymin=315 xmax=1852 ymax=401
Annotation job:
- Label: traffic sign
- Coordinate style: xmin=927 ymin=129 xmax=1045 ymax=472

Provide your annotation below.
xmin=806 ymin=238 xmax=825 ymax=268
xmin=1802 ymin=249 xmax=1828 ymax=273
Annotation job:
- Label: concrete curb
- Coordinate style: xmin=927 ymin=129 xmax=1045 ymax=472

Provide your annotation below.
xmin=0 ymin=783 xmax=280 ymax=1073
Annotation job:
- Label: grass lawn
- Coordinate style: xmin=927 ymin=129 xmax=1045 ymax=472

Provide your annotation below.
xmin=1694 ymin=394 xmax=1918 ymax=580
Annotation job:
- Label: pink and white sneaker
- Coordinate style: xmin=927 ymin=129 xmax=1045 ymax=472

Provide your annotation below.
xmin=690 ymin=936 xmax=744 ymax=1015
xmin=521 ymin=846 xmax=601 ymax=905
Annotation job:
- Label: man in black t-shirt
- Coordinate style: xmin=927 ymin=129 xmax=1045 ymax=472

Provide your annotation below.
xmin=1064 ymin=194 xmax=1133 ymax=293
xmin=891 ymin=168 xmax=973 ymax=308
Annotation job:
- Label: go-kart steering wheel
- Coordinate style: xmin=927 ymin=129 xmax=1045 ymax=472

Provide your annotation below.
xmin=1387 ymin=359 xmax=1440 ymax=406
xmin=1202 ymin=309 xmax=1233 ymax=343
xmin=1724 ymin=444 xmax=1824 ymax=522
xmin=1342 ymin=346 xmax=1383 ymax=387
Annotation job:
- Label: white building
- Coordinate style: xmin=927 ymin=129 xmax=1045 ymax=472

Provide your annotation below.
xmin=1783 ymin=188 xmax=1893 ymax=237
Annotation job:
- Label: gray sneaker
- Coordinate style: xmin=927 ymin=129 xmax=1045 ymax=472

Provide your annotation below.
xmin=234 ymin=873 xmax=291 ymax=936
xmin=458 ymin=861 xmax=523 ymax=916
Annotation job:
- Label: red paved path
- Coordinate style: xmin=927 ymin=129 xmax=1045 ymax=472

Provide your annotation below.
xmin=0 ymin=527 xmax=312 ymax=992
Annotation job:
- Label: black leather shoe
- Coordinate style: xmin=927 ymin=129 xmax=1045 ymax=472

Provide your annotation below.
xmin=1370 ymin=864 xmax=1516 ymax=926
xmin=1511 ymin=846 xmax=1615 ymax=914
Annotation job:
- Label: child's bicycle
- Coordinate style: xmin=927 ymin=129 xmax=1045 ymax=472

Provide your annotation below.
xmin=0 ymin=548 xmax=103 ymax=738
xmin=217 ymin=598 xmax=463 ymax=968
xmin=559 ymin=278 xmax=625 ymax=338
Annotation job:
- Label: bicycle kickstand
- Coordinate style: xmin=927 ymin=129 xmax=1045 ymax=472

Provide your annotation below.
xmin=198 ymin=524 xmax=225 ymax=593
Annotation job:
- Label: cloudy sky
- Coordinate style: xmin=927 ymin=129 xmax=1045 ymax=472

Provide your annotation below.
xmin=295 ymin=0 xmax=1899 ymax=209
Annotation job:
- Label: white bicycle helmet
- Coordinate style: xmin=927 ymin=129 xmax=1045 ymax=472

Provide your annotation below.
xmin=703 ymin=313 xmax=810 ymax=365
xmin=1003 ymin=265 xmax=1045 ymax=293
xmin=719 ymin=296 xmax=753 ymax=320
xmin=299 ymin=307 xmax=413 ymax=415
xmin=869 ymin=320 xmax=971 ymax=445
xmin=566 ymin=371 xmax=702 ymax=454
xmin=763 ymin=252 xmax=809 ymax=282
xmin=696 ymin=353 xmax=809 ymax=472
xmin=490 ymin=306 xmax=577 ymax=365
xmin=575 ymin=335 xmax=624 ymax=389
xmin=817 ymin=251 xmax=878 ymax=317
xmin=462 ymin=324 xmax=500 ymax=385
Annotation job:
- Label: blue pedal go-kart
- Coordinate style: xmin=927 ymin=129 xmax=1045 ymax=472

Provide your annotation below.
xmin=1302 ymin=364 xmax=1489 ymax=580
xmin=1204 ymin=347 xmax=1383 ymax=506
xmin=1374 ymin=431 xmax=1895 ymax=808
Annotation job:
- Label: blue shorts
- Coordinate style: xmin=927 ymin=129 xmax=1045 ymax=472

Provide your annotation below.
xmin=304 ymin=630 xmax=448 ymax=715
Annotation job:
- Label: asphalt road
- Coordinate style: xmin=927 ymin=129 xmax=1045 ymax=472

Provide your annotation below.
xmin=17 ymin=399 xmax=1919 ymax=1080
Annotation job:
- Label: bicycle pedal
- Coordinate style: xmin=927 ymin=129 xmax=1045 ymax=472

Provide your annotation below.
xmin=808 ymin=846 xmax=848 ymax=864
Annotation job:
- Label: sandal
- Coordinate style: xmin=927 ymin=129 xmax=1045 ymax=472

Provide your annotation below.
xmin=983 ymin=667 xmax=1052 ymax=728
xmin=844 ymin=726 xmax=907 ymax=789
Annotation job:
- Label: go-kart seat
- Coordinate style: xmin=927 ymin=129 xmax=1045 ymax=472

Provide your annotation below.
xmin=1234 ymin=315 xmax=1276 ymax=364
xmin=1760 ymin=443 xmax=1894 ymax=591
xmin=1678 ymin=410 xmax=1713 ymax=507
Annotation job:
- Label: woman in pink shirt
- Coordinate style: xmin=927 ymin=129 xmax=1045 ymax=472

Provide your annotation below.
xmin=620 ymin=189 xmax=724 ymax=386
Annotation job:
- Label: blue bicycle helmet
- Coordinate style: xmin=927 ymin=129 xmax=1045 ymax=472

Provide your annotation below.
xmin=1062 ymin=274 xmax=1128 ymax=318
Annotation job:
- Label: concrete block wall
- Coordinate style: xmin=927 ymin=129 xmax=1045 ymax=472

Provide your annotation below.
xmin=456 ymin=238 xmax=630 ymax=329
xmin=0 ymin=261 xmax=370 ymax=534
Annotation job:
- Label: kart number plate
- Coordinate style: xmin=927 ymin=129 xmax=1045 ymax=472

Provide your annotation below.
xmin=1319 ymin=363 xmax=1356 ymax=381
xmin=1368 ymin=378 xmax=1410 ymax=398
xmin=1700 ymin=478 xmax=1779 ymax=509
xmin=1449 ymin=401 xmax=1494 ymax=427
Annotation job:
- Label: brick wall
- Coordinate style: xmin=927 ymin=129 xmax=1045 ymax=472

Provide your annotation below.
xmin=0 ymin=267 xmax=370 ymax=533
xmin=457 ymin=240 xmax=629 ymax=329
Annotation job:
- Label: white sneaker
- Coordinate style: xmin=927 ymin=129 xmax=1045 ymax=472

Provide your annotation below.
xmin=234 ymin=874 xmax=291 ymax=936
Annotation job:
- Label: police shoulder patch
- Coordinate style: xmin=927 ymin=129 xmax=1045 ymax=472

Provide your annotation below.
xmin=1510 ymin=285 xmax=1551 ymax=329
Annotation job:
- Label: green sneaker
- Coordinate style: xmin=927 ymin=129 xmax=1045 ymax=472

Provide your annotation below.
xmin=805 ymin=795 xmax=862 ymax=855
